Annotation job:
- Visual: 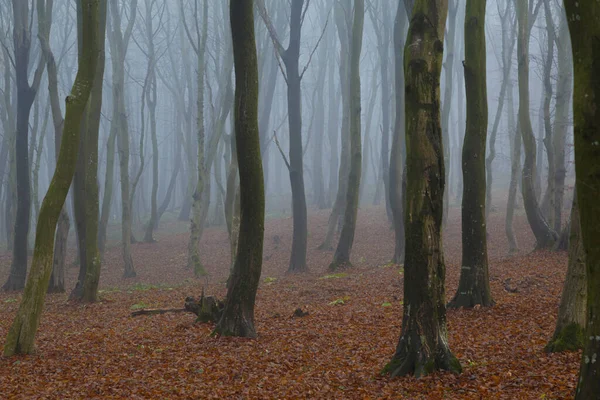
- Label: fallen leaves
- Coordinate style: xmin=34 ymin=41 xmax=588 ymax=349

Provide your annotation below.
xmin=0 ymin=206 xmax=580 ymax=399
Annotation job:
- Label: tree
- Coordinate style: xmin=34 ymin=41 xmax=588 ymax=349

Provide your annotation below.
xmin=563 ymin=1 xmax=600 ymax=397
xmin=448 ymin=0 xmax=493 ymax=308
xmin=214 ymin=0 xmax=264 ymax=338
xmin=3 ymin=0 xmax=46 ymax=291
xmin=107 ymin=0 xmax=138 ymax=278
xmin=486 ymin=0 xmax=517 ymax=221
xmin=330 ymin=0 xmax=363 ymax=270
xmin=3 ymin=0 xmax=103 ymax=356
xmin=546 ymin=194 xmax=586 ymax=352
xmin=70 ymin=0 xmax=107 ymax=301
xmin=180 ymin=0 xmax=208 ymax=276
xmin=257 ymin=0 xmax=310 ymax=272
xmin=36 ymin=0 xmax=71 ymax=294
xmin=515 ymin=0 xmax=557 ymax=249
xmin=388 ymin=0 xmax=409 ymax=264
xmin=384 ymin=0 xmax=461 ymax=377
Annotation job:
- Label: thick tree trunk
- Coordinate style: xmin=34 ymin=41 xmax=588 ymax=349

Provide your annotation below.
xmin=564 ymin=2 xmax=600 ymax=397
xmin=385 ymin=0 xmax=461 ymax=378
xmin=215 ymin=0 xmax=264 ymax=337
xmin=330 ymin=0 xmax=364 ymax=270
xmin=3 ymin=0 xmax=101 ymax=355
xmin=448 ymin=0 xmax=493 ymax=309
xmin=546 ymin=194 xmax=586 ymax=352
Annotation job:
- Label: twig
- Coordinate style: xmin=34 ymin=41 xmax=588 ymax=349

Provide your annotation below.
xmin=272 ymin=130 xmax=291 ymax=171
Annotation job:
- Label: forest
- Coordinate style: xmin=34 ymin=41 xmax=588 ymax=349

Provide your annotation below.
xmin=0 ymin=0 xmax=599 ymax=398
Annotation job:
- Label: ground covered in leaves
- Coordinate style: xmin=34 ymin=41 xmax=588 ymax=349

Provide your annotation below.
xmin=0 ymin=205 xmax=580 ymax=399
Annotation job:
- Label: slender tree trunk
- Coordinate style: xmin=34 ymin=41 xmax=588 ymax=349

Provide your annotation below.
xmin=385 ymin=0 xmax=461 ymax=378
xmin=506 ymin=80 xmax=520 ymax=253
xmin=330 ymin=0 xmax=364 ymax=270
xmin=389 ymin=1 xmax=408 ymax=264
xmin=186 ymin=0 xmax=209 ymax=277
xmin=516 ymin=0 xmax=557 ymax=249
xmin=3 ymin=0 xmax=45 ymax=291
xmin=448 ymin=0 xmax=493 ymax=309
xmin=97 ymin=126 xmax=116 ymax=254
xmin=215 ymin=0 xmax=264 ymax=337
xmin=3 ymin=0 xmax=101 ymax=355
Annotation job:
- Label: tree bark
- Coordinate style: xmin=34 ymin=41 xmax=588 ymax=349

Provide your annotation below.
xmin=215 ymin=0 xmax=264 ymax=337
xmin=3 ymin=0 xmax=101 ymax=355
xmin=516 ymin=0 xmax=557 ymax=249
xmin=330 ymin=0 xmax=364 ymax=270
xmin=448 ymin=0 xmax=493 ymax=309
xmin=564 ymin=2 xmax=600 ymax=397
xmin=389 ymin=1 xmax=408 ymax=264
xmin=546 ymin=194 xmax=586 ymax=352
xmin=385 ymin=0 xmax=461 ymax=377
xmin=3 ymin=0 xmax=46 ymax=291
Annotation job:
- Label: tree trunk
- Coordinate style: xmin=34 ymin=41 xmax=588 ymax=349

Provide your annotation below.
xmin=3 ymin=0 xmax=101 ymax=355
xmin=385 ymin=0 xmax=461 ymax=378
xmin=3 ymin=0 xmax=45 ymax=292
xmin=546 ymin=194 xmax=586 ymax=352
xmin=389 ymin=1 xmax=408 ymax=264
xmin=564 ymin=2 xmax=600 ymax=397
xmin=550 ymin=9 xmax=572 ymax=234
xmin=516 ymin=0 xmax=557 ymax=249
xmin=186 ymin=0 xmax=208 ymax=277
xmin=215 ymin=0 xmax=264 ymax=337
xmin=486 ymin=1 xmax=517 ymax=221
xmin=97 ymin=126 xmax=116 ymax=255
xmin=505 ymin=81 xmax=520 ymax=253
xmin=448 ymin=0 xmax=493 ymax=309
xmin=319 ymin=2 xmax=350 ymax=251
xmin=108 ymin=0 xmax=137 ymax=278
xmin=330 ymin=0 xmax=364 ymax=270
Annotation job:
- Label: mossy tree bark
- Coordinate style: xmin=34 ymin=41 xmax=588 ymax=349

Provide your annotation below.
xmin=563 ymin=1 xmax=600 ymax=397
xmin=546 ymin=194 xmax=586 ymax=352
xmin=448 ymin=0 xmax=493 ymax=309
xmin=516 ymin=0 xmax=557 ymax=249
xmin=181 ymin=0 xmax=208 ymax=277
xmin=257 ymin=0 xmax=308 ymax=272
xmin=71 ymin=0 xmax=107 ymax=302
xmin=215 ymin=0 xmax=264 ymax=338
xmin=330 ymin=0 xmax=364 ymax=271
xmin=384 ymin=0 xmax=461 ymax=378
xmin=389 ymin=0 xmax=410 ymax=265
xmin=3 ymin=0 xmax=46 ymax=292
xmin=3 ymin=0 xmax=101 ymax=356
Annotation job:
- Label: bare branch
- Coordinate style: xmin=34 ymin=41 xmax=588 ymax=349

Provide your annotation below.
xmin=299 ymin=11 xmax=330 ymax=81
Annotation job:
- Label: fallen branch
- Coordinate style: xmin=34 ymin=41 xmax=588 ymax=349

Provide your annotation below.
xmin=131 ymin=308 xmax=187 ymax=317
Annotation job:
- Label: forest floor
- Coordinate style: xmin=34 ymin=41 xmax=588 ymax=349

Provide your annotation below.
xmin=0 ymin=205 xmax=579 ymax=399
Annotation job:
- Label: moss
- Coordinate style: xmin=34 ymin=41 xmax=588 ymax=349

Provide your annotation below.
xmin=545 ymin=322 xmax=585 ymax=352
